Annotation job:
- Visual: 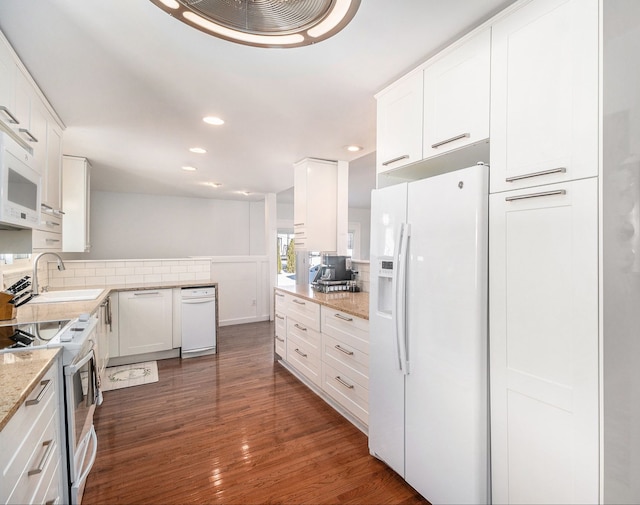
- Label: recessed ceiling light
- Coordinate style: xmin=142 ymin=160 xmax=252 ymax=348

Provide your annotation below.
xmin=149 ymin=0 xmax=361 ymax=49
xmin=203 ymin=116 xmax=224 ymax=126
xmin=345 ymin=145 xmax=362 ymax=152
xmin=182 ymin=166 xmax=197 ymax=172
xmin=189 ymin=147 xmax=207 ymax=154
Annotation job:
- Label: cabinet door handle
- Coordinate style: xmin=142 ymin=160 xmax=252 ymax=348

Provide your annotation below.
xmin=18 ymin=128 xmax=38 ymax=143
xmin=382 ymin=154 xmax=410 ymax=167
xmin=334 ymin=376 xmax=355 ymax=389
xmin=45 ymin=221 xmax=61 ymax=227
xmin=292 ymin=299 xmax=305 ymax=305
xmin=334 ymin=313 xmax=353 ymax=322
xmin=26 ymin=379 xmax=51 ymax=406
xmin=275 ymin=292 xmax=284 ymax=297
xmin=45 ymin=238 xmax=61 ymax=244
xmin=294 ymin=348 xmax=307 ymax=358
xmin=275 ymin=314 xmax=284 ymax=320
xmin=294 ymin=323 xmax=307 ymax=331
xmin=505 ymin=167 xmax=566 ymax=183
xmin=335 ymin=344 xmax=354 ymax=356
xmin=28 ymin=440 xmax=54 ymax=476
xmin=0 ymin=105 xmax=19 ymax=124
xmin=133 ymin=291 xmax=160 ymax=296
xmin=294 ymin=222 xmax=305 ymax=226
xmin=275 ymin=336 xmax=285 ymax=342
xmin=430 ymin=132 xmax=470 ymax=149
xmin=505 ymin=190 xmax=566 ymax=202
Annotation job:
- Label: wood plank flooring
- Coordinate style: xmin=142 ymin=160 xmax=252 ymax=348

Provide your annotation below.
xmin=84 ymin=321 xmax=428 ymax=504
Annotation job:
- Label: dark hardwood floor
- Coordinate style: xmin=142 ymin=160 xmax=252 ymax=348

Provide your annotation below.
xmin=84 ymin=321 xmax=428 ymax=504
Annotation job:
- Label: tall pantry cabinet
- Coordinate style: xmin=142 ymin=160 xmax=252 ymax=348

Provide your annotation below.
xmin=489 ymin=0 xmax=640 ymax=504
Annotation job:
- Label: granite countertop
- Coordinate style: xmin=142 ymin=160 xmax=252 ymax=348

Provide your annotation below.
xmin=275 ymin=285 xmax=369 ymax=320
xmin=4 ymin=281 xmax=218 ymax=326
xmin=0 ymin=348 xmax=60 ymax=431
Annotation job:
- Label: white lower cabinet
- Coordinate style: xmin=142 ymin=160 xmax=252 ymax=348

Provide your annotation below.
xmin=275 ymin=289 xmax=370 ymax=428
xmin=489 ymin=177 xmax=599 ymax=504
xmin=118 ymin=289 xmax=173 ymax=357
xmin=274 ymin=292 xmax=287 ymax=358
xmin=0 ymin=362 xmax=63 ymax=505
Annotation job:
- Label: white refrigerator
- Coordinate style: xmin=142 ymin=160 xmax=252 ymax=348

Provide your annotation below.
xmin=368 ymin=164 xmax=489 ymax=504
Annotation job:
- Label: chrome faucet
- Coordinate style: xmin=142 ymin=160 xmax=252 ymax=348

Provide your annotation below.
xmin=32 ymin=252 xmax=66 ymax=294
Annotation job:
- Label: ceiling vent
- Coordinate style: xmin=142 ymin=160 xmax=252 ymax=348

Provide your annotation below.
xmin=149 ymin=0 xmax=361 ymax=48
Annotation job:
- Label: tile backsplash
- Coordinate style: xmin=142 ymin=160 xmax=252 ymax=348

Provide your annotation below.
xmin=2 ymin=258 xmax=212 ymax=291
xmin=351 ymin=260 xmax=370 ymax=293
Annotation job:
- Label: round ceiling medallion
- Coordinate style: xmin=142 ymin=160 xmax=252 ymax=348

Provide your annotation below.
xmin=150 ymin=0 xmax=361 ymax=48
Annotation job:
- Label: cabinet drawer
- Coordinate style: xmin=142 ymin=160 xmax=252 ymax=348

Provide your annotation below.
xmin=287 ymin=295 xmax=320 ymax=331
xmin=287 ymin=332 xmax=321 ymax=387
xmin=275 ymin=312 xmax=286 ymax=337
xmin=274 ymin=291 xmax=287 ymax=315
xmin=32 ymin=229 xmax=63 ymax=250
xmin=288 ymin=317 xmax=321 ymax=352
xmin=274 ymin=334 xmax=286 ymax=357
xmin=322 ymin=333 xmax=369 ymax=389
xmin=322 ymin=361 xmax=369 ymax=425
xmin=30 ymin=457 xmax=61 ymax=505
xmin=320 ymin=306 xmax=369 ymax=354
xmin=2 ymin=404 xmax=59 ymax=505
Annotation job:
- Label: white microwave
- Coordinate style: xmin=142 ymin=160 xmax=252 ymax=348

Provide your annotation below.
xmin=0 ymin=132 xmax=40 ymax=229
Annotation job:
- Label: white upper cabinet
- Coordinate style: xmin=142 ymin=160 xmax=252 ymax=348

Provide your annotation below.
xmin=62 ymin=155 xmax=91 ymax=253
xmin=423 ymin=29 xmax=490 ymax=159
xmin=0 ymin=39 xmax=18 ymax=129
xmin=44 ymin=121 xmax=63 ymax=210
xmin=376 ymin=71 xmax=423 ymax=174
xmin=490 ymin=0 xmax=599 ymax=193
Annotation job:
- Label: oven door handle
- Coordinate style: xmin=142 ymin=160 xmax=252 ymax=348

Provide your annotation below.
xmin=64 ymin=346 xmax=96 ymax=375
xmin=71 ymin=425 xmax=98 ymax=502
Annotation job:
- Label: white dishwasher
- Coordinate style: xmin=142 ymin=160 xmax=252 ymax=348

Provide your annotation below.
xmin=181 ymin=285 xmax=217 ymax=358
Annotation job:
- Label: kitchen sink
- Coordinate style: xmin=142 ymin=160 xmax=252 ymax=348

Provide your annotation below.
xmin=28 ymin=288 xmax=105 ymax=304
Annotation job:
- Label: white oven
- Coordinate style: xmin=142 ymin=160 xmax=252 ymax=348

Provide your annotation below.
xmin=0 ymin=131 xmax=41 ymax=229
xmin=59 ymin=315 xmax=101 ymax=505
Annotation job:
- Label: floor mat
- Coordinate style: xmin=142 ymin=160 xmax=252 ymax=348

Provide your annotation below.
xmin=102 ymin=361 xmax=158 ymax=391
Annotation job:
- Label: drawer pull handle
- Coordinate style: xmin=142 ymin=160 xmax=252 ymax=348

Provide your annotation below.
xmin=294 ymin=222 xmax=305 ymax=226
xmin=334 ymin=376 xmax=354 ymax=389
xmin=430 ymin=132 xmax=470 ymax=149
xmin=0 ymin=105 xmax=19 ymax=124
xmin=275 ymin=314 xmax=285 ymax=320
xmin=294 ymin=348 xmax=307 ymax=358
xmin=505 ymin=167 xmax=566 ymax=183
xmin=505 ymin=190 xmax=566 ymax=202
xmin=45 ymin=498 xmax=60 ymax=505
xmin=334 ymin=313 xmax=353 ymax=322
xmin=335 ymin=345 xmax=354 ymax=356
xmin=45 ymin=221 xmax=61 ymax=227
xmin=382 ymin=154 xmax=409 ymax=167
xmin=28 ymin=439 xmax=54 ymax=476
xmin=18 ymin=128 xmax=38 ymax=143
xmin=133 ymin=291 xmax=160 ymax=296
xmin=275 ymin=293 xmax=284 ymax=297
xmin=26 ymin=379 xmax=51 ymax=406
xmin=45 ymin=238 xmax=61 ymax=243
xmin=294 ymin=323 xmax=307 ymax=331
xmin=292 ymin=299 xmax=305 ymax=305
xmin=275 ymin=336 xmax=285 ymax=342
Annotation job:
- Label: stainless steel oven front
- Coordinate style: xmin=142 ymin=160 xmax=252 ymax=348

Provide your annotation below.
xmin=61 ymin=317 xmax=100 ymax=505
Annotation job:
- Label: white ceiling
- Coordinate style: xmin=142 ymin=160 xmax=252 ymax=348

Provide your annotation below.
xmin=0 ymin=0 xmax=515 ymax=207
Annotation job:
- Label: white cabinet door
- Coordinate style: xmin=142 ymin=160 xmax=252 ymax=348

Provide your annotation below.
xmin=0 ymin=38 xmax=18 ymax=130
xmin=43 ymin=120 xmax=63 ymax=211
xmin=490 ymin=0 xmax=598 ymax=193
xmin=62 ymin=155 xmax=91 ymax=252
xmin=118 ymin=289 xmax=173 ymax=356
xmin=489 ymin=177 xmax=598 ymax=504
xmin=376 ymin=71 xmax=423 ymax=174
xmin=423 ymin=29 xmax=490 ymax=159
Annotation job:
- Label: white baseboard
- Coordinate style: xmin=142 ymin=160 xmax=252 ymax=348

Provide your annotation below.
xmin=219 ymin=315 xmax=270 ymax=327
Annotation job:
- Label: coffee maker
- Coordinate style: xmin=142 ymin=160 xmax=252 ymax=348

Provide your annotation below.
xmin=311 ymin=254 xmax=355 ymax=292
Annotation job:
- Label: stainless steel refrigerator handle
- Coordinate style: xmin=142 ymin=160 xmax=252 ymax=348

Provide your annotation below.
xmin=430 ymin=132 xmax=470 ymax=149
xmin=382 ymin=154 xmax=409 ymax=166
xmin=505 ymin=189 xmax=567 ymax=202
xmin=505 ymin=167 xmax=566 ymax=182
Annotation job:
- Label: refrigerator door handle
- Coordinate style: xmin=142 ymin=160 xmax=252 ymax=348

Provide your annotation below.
xmin=395 ymin=222 xmax=410 ymax=375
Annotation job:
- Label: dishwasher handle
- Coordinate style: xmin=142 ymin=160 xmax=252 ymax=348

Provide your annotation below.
xmin=182 ymin=298 xmax=216 ymax=304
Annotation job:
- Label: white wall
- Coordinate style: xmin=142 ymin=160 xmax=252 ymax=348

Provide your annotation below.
xmin=84 ymin=191 xmax=265 ymax=259
xmin=348 ymin=207 xmax=371 ymax=260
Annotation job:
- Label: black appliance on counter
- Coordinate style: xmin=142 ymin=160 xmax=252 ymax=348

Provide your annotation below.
xmin=311 ymin=255 xmax=357 ymax=293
